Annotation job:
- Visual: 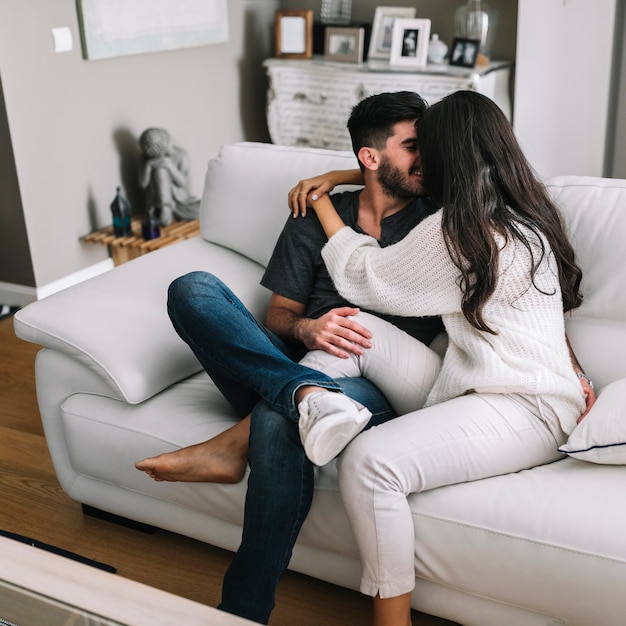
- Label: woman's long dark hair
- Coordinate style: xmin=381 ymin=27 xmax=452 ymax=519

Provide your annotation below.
xmin=417 ymin=91 xmax=583 ymax=334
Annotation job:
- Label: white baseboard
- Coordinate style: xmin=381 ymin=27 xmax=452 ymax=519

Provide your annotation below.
xmin=0 ymin=258 xmax=114 ymax=306
xmin=0 ymin=282 xmax=37 ymax=307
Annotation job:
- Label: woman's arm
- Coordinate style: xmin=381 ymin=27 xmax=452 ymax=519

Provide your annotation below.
xmin=566 ymin=335 xmax=597 ymax=422
xmin=309 ymin=193 xmax=346 ymax=238
xmin=288 ymin=169 xmax=363 ymax=217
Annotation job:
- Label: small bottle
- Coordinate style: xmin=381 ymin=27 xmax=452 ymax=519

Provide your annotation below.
xmin=141 ymin=209 xmax=161 ymax=240
xmin=427 ymin=34 xmax=448 ymax=64
xmin=110 ymin=187 xmax=132 ymax=237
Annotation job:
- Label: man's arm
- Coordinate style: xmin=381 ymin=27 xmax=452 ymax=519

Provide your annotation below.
xmin=266 ymin=293 xmax=373 ymax=359
xmin=566 ymin=334 xmax=596 ymax=423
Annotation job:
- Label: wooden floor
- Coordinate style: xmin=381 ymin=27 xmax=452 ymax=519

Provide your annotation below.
xmin=0 ymin=316 xmax=459 ymax=626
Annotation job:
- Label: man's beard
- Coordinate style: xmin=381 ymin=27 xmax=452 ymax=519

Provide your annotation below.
xmin=378 ymin=156 xmax=421 ymax=199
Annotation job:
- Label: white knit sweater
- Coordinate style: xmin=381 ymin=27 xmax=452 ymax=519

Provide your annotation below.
xmin=321 ymin=209 xmax=585 ymax=434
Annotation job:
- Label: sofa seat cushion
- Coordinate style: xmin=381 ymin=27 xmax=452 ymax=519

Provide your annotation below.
xmin=412 ymin=458 xmax=626 ymax=624
xmin=61 ymin=365 xmax=626 ymax=626
xmin=59 ymin=370 xmax=359 ymax=558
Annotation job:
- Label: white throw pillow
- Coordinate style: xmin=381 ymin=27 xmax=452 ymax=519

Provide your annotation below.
xmin=558 ymin=378 xmax=626 ymax=464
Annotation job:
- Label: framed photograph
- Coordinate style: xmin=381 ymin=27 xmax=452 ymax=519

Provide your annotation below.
xmin=367 ymin=6 xmax=416 ymax=61
xmin=449 ymin=37 xmax=480 ymax=68
xmin=275 ymin=9 xmax=313 ymax=59
xmin=324 ymin=26 xmax=364 ymax=64
xmin=389 ymin=19 xmax=431 ymax=68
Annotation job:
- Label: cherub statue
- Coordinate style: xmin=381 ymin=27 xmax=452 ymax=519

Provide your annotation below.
xmin=138 ymin=127 xmax=200 ymax=226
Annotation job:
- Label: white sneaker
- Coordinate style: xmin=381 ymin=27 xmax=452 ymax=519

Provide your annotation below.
xmin=298 ymin=391 xmax=372 ymax=466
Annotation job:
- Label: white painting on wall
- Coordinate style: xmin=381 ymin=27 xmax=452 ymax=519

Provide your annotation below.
xmin=77 ymin=0 xmax=229 ymax=60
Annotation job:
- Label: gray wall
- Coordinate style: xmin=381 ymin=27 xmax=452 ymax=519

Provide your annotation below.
xmin=0 ymin=0 xmax=278 ymax=302
xmin=0 ymin=73 xmax=33 ymax=289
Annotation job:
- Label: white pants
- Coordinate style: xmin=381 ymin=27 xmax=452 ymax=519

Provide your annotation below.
xmin=337 ymin=392 xmax=567 ymax=598
xmin=299 ymin=311 xmax=442 ymax=415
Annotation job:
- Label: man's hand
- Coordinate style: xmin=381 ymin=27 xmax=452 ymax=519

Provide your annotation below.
xmin=265 ymin=294 xmax=372 ymax=359
xmin=295 ymin=307 xmax=373 ymax=358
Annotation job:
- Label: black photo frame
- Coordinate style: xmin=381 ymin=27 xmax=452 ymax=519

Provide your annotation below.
xmin=449 ymin=37 xmax=481 ymax=68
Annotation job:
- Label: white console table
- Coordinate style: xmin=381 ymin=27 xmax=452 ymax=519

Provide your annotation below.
xmin=264 ymin=57 xmax=512 ymax=151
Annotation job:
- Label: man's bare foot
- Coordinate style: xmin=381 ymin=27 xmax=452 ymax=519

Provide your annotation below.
xmin=135 ymin=416 xmax=250 ymax=484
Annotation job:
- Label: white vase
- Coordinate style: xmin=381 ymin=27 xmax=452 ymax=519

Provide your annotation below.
xmin=427 ymin=34 xmax=448 ymax=64
xmin=454 ymin=0 xmax=499 ymax=63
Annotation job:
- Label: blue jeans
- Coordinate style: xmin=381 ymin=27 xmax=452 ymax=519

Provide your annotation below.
xmin=167 ymin=272 xmax=396 ymax=623
xmin=220 ymin=381 xmax=396 ymax=624
xmin=167 ymin=272 xmax=341 ymax=421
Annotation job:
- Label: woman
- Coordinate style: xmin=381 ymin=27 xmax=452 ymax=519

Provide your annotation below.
xmin=298 ymin=91 xmax=586 ymax=626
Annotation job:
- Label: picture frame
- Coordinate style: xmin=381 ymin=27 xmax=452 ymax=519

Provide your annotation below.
xmin=275 ymin=9 xmax=313 ymax=59
xmin=389 ymin=18 xmax=431 ymax=69
xmin=449 ymin=37 xmax=481 ymax=68
xmin=367 ymin=6 xmax=416 ymax=61
xmin=76 ymin=0 xmax=229 ymax=60
xmin=324 ymin=26 xmax=364 ymax=64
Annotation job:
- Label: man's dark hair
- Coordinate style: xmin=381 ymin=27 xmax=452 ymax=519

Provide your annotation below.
xmin=347 ymin=91 xmax=428 ymax=160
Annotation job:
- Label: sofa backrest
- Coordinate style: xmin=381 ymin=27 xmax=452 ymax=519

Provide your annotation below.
xmin=199 ymin=143 xmax=625 ymax=391
xmin=547 ymin=176 xmax=626 ymax=390
xmin=200 ymin=142 xmax=359 ymax=268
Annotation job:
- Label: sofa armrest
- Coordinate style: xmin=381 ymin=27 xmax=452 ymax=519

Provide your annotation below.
xmin=14 ymin=238 xmax=269 ymax=404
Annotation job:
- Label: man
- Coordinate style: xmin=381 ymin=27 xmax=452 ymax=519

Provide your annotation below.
xmin=136 ymin=91 xmax=443 ymax=622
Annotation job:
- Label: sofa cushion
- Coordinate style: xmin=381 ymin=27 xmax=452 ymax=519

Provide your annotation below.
xmin=547 ymin=176 xmax=626 ymax=391
xmin=200 ymin=142 xmax=360 ymax=267
xmin=14 ymin=239 xmax=269 ymax=405
xmin=558 ymin=378 xmax=626 ymax=464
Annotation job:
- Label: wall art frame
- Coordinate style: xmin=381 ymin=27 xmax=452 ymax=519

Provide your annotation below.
xmin=76 ymin=0 xmax=229 ymax=60
xmin=275 ymin=9 xmax=313 ymax=59
xmin=367 ymin=6 xmax=416 ymax=61
xmin=389 ymin=18 xmax=431 ymax=69
xmin=324 ymin=26 xmax=364 ymax=64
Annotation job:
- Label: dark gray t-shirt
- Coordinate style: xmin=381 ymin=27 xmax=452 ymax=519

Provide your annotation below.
xmin=261 ymin=190 xmax=444 ymax=345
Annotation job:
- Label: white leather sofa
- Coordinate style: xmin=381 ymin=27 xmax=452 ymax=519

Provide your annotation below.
xmin=14 ymin=142 xmax=626 ymax=626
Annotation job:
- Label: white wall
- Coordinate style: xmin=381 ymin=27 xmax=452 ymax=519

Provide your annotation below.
xmin=514 ymin=0 xmax=618 ymax=180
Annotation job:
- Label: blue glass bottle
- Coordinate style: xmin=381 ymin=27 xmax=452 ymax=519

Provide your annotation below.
xmin=110 ymin=187 xmax=132 ymax=237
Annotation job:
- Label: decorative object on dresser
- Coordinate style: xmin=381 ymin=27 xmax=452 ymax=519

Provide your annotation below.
xmin=324 ymin=26 xmax=365 ymax=64
xmin=274 ymin=9 xmax=313 ymax=59
xmin=389 ymin=18 xmax=431 ymax=69
xmin=320 ymin=0 xmax=352 ymax=25
xmin=454 ymin=0 xmax=499 ymax=66
xmin=263 ymin=57 xmax=512 ymax=150
xmin=449 ymin=37 xmax=481 ymax=68
xmin=367 ymin=6 xmax=416 ymax=61
xmin=427 ymin=34 xmax=449 ymax=65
